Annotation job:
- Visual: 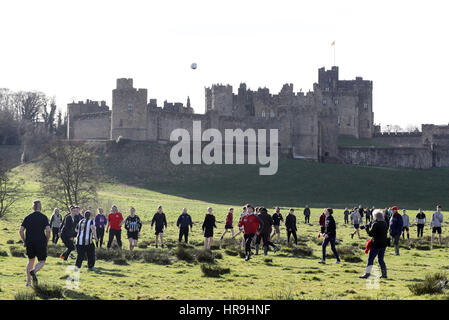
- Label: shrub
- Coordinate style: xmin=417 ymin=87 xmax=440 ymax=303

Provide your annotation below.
xmin=15 ymin=291 xmax=36 ymax=300
xmin=113 ymin=257 xmax=128 ymax=265
xmin=33 ymin=283 xmax=64 ymax=300
xmin=175 ymin=245 xmax=195 ymax=262
xmin=6 ymin=240 xmax=14 ymax=244
xmin=220 ymin=238 xmax=238 ymax=248
xmin=9 ymin=246 xmax=25 ymax=257
xmin=342 ymin=255 xmax=363 ymax=263
xmin=196 ymin=250 xmax=215 ymax=263
xmin=137 ymin=243 xmax=148 ymax=249
xmin=409 ymin=272 xmax=449 ymax=295
xmin=96 ymin=248 xmax=122 ymax=261
xmin=264 ymin=258 xmax=273 ymax=263
xmin=142 ymin=249 xmax=172 ymax=265
xmin=214 ymin=252 xmax=223 ymax=259
xmin=0 ymin=249 xmax=8 ymax=257
xmin=47 ymin=245 xmax=65 ymax=258
xmin=200 ymin=264 xmax=231 ymax=277
xmin=291 ymin=245 xmax=313 ymax=257
xmin=224 ymin=249 xmax=238 ymax=256
xmin=210 ymin=241 xmax=220 ymax=250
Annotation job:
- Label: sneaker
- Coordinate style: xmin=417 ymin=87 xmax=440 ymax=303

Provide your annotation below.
xmin=60 ymin=254 xmax=65 ymax=260
xmin=245 ymin=254 xmax=250 ymax=261
xmin=26 ymin=282 xmax=31 ymax=287
xmin=318 ymin=260 xmax=326 ymax=264
xmin=88 ymin=267 xmax=97 ymax=272
xmin=351 ymin=233 xmax=354 ymax=239
xmin=359 ymin=273 xmax=370 ymax=279
xmin=273 ymin=246 xmax=279 ymax=253
xmin=335 ymin=260 xmax=341 ymax=264
xmin=69 ymin=253 xmax=75 ymax=259
xmin=30 ymin=270 xmax=38 ymax=286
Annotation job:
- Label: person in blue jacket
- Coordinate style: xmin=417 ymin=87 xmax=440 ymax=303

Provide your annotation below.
xmin=177 ymin=208 xmax=193 ymax=243
xmin=389 ymin=206 xmax=403 ymax=256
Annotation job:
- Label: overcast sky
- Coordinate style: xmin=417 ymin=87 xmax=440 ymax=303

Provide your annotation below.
xmin=1 ymin=0 xmax=448 ymax=129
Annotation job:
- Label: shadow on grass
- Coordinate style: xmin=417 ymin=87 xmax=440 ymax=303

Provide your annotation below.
xmin=94 ymin=267 xmax=127 ymax=277
xmin=63 ymin=289 xmax=102 ymax=300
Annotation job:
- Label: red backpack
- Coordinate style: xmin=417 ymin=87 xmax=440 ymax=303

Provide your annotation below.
xmin=319 ymin=213 xmax=326 ymax=226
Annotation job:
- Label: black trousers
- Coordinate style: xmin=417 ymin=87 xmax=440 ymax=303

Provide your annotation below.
xmin=96 ymin=227 xmax=105 ymax=247
xmin=417 ymin=224 xmax=424 ymax=237
xmin=52 ymin=227 xmax=60 ymax=244
xmin=305 ymin=216 xmax=310 ymax=223
xmin=61 ymin=236 xmax=75 ymax=260
xmin=261 ymin=232 xmax=276 ymax=249
xmin=107 ymin=229 xmax=122 ymax=249
xmin=244 ymin=233 xmax=255 ymax=255
xmin=75 ymin=243 xmax=96 ymax=268
xmin=179 ymin=226 xmax=189 ymax=243
xmin=287 ymin=229 xmax=298 ymax=245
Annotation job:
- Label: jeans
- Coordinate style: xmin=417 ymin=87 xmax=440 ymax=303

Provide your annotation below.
xmin=367 ymin=246 xmax=386 ymax=270
xmin=107 ymin=229 xmax=122 ymax=249
xmin=96 ymin=227 xmax=105 ymax=247
xmin=244 ymin=233 xmax=255 ymax=255
xmin=344 ymin=216 xmax=349 ymax=224
xmin=392 ymin=234 xmax=400 ymax=255
xmin=287 ymin=229 xmax=297 ymax=245
xmin=417 ymin=224 xmax=424 ymax=237
xmin=52 ymin=227 xmax=60 ymax=244
xmin=305 ymin=216 xmax=310 ymax=224
xmin=179 ymin=226 xmax=189 ymax=243
xmin=322 ymin=236 xmax=340 ymax=261
xmin=75 ymin=243 xmax=96 ymax=269
xmin=61 ymin=236 xmax=75 ymax=260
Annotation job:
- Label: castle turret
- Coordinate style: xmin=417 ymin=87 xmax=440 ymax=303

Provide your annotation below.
xmin=205 ymin=84 xmax=233 ymax=116
xmin=111 ymin=78 xmax=148 ymax=140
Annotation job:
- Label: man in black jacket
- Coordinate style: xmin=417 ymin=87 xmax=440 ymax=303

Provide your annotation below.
xmin=285 ymin=208 xmax=298 ymax=246
xmin=256 ymin=208 xmax=279 ymax=255
xmin=151 ymin=205 xmax=168 ymax=248
xmin=270 ymin=207 xmax=283 ymax=241
xmin=319 ymin=208 xmax=341 ymax=264
xmin=360 ymin=209 xmax=388 ymax=279
xmin=59 ymin=206 xmax=78 ymax=261
xmin=303 ymin=205 xmax=311 ymax=224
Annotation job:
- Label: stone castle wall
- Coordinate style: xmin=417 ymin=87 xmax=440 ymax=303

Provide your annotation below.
xmin=338 ymin=146 xmax=432 ymax=169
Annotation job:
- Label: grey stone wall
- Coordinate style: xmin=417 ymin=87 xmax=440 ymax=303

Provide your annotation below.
xmin=338 ymin=146 xmax=432 ymax=169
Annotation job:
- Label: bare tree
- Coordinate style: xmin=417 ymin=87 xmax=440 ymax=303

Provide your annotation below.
xmin=41 ymin=99 xmax=57 ymax=135
xmin=39 ymin=141 xmax=98 ymax=211
xmin=0 ymin=158 xmax=23 ymax=218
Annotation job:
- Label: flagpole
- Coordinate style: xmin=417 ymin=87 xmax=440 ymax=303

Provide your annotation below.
xmin=333 ymin=41 xmax=336 ymax=66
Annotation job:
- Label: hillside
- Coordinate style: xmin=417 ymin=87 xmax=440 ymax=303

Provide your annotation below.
xmin=92 ymin=140 xmax=449 ymax=210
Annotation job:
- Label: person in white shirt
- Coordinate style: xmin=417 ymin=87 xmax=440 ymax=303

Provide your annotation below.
xmin=401 ymin=209 xmax=410 ymax=239
xmin=350 ymin=208 xmax=362 ymax=239
xmin=430 ymin=205 xmax=444 ymax=246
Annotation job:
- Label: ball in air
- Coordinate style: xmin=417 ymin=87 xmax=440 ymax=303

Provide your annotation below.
xmin=191 ymin=62 xmax=197 ymax=70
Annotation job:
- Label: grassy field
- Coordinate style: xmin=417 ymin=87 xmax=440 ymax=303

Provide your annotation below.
xmin=2 ymin=161 xmax=449 ymax=300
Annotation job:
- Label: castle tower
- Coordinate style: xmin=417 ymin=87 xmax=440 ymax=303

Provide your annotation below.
xmin=205 ymin=84 xmax=233 ymax=116
xmin=111 ymin=78 xmax=148 ymax=140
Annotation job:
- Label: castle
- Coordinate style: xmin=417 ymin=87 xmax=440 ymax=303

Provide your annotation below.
xmin=67 ymin=66 xmax=449 ymax=169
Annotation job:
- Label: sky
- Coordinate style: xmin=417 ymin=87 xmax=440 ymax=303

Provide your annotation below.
xmin=0 ymin=0 xmax=448 ymax=129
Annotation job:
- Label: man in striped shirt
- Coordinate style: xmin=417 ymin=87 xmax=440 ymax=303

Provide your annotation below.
xmin=125 ymin=207 xmax=142 ymax=252
xmin=75 ymin=211 xmax=97 ymax=271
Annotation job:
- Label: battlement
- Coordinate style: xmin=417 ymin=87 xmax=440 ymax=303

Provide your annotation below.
xmin=116 ymin=78 xmax=134 ymax=90
xmin=67 ymin=99 xmax=109 ymax=116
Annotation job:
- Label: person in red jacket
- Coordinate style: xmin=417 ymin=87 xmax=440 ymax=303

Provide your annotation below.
xmin=220 ymin=208 xmax=234 ymax=243
xmin=106 ymin=205 xmax=124 ymax=250
xmin=238 ymin=205 xmax=263 ymax=261
xmin=318 ymin=209 xmax=326 ymax=237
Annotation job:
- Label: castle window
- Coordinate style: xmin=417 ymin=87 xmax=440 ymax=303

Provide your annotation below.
xmin=128 ymin=103 xmax=134 ymax=112
xmin=261 ymin=111 xmax=266 ymax=118
xmin=363 ymin=103 xmax=368 ymax=109
xmin=334 ymin=99 xmax=339 ymax=105
xmin=325 ymin=87 xmax=330 ymax=92
xmin=270 ymin=111 xmax=275 ymax=118
xmin=322 ymin=99 xmax=327 ymax=105
xmin=347 ymin=117 xmax=351 ymax=126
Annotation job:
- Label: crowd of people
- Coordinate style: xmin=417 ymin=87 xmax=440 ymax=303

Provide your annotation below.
xmin=18 ymin=200 xmax=445 ymax=287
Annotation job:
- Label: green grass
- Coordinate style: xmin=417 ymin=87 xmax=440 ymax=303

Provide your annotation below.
xmin=2 ymin=156 xmax=449 ymax=299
